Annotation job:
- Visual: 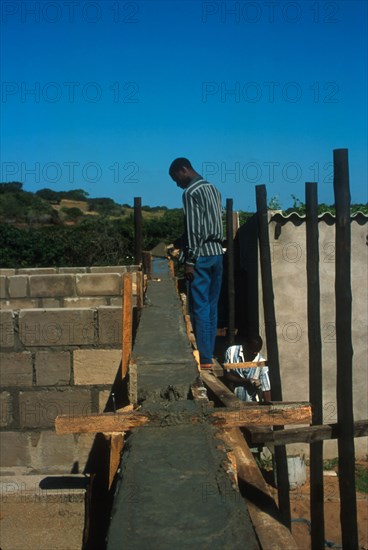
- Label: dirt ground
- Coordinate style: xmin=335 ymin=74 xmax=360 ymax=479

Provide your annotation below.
xmin=283 ymin=461 xmax=368 ymax=550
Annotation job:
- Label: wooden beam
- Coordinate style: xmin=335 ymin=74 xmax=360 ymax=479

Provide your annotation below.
xmin=244 ymin=419 xmax=368 ymax=445
xmin=56 ymin=403 xmax=311 ymax=435
xmin=210 ymin=404 xmax=311 ymax=428
xmin=219 ymin=428 xmax=298 ymax=550
xmin=223 ymin=361 xmax=267 ymax=369
xmin=201 ymin=370 xmax=241 ymax=407
xmin=122 ymin=272 xmax=133 ymax=380
xmin=56 ymin=411 xmax=150 ymax=434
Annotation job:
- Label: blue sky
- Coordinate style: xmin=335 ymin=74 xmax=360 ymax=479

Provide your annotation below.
xmin=1 ymin=0 xmax=367 ymax=210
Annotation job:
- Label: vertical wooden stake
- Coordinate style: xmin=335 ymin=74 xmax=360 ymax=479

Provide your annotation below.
xmin=122 ymin=272 xmax=133 ymax=380
xmin=134 ymin=197 xmax=142 ymax=266
xmin=333 ymin=148 xmax=358 ymax=549
xmin=256 ymin=184 xmax=291 ymax=529
xmin=108 ymin=433 xmax=124 ymax=489
xmin=136 ymin=271 xmax=143 ymax=311
xmin=306 ymin=182 xmax=325 ymax=549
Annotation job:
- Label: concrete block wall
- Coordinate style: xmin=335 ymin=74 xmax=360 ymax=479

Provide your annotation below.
xmin=0 ymin=265 xmax=140 ymax=475
xmin=0 ymin=265 xmax=139 ymax=310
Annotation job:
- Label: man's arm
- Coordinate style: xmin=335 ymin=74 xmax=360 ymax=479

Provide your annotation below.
xmin=182 ymin=190 xmax=203 ymax=266
xmin=225 ymin=371 xmax=249 ymax=386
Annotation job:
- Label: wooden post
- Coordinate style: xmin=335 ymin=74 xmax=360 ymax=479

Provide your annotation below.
xmin=134 ymin=197 xmax=142 ymax=266
xmin=122 ymin=272 xmax=133 ymax=380
xmin=226 ymin=198 xmax=235 ymax=345
xmin=333 ymin=148 xmax=358 ymax=549
xmin=136 ymin=271 xmax=143 ymax=311
xmin=256 ymin=184 xmax=291 ymax=529
xmin=142 ymin=251 xmax=152 ymax=279
xmin=306 ymin=182 xmax=325 ymax=549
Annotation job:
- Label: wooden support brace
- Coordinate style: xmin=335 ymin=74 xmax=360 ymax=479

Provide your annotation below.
xmin=244 ymin=419 xmax=368 ymax=446
xmin=104 ymin=433 xmax=124 ymax=490
xmin=122 ymin=272 xmax=133 ymax=380
xmin=219 ymin=428 xmax=298 ymax=550
xmin=55 ymin=403 xmax=311 ymax=434
xmin=223 ymin=361 xmax=267 ymax=369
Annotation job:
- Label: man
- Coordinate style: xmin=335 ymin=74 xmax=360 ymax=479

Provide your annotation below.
xmin=225 ymin=333 xmax=271 ymax=402
xmin=169 ymin=157 xmax=224 ymax=370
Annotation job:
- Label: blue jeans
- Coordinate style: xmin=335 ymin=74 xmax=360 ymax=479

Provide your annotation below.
xmin=189 ymin=255 xmax=223 ymax=364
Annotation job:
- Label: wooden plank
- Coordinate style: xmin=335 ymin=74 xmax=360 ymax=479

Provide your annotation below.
xmin=306 ymin=181 xmax=325 ymax=550
xmin=122 ymin=272 xmax=133 ymax=380
xmin=56 ymin=411 xmax=150 ymax=434
xmin=210 ymin=404 xmax=312 ymax=428
xmin=56 ymin=403 xmax=311 ymax=434
xmin=244 ymin=419 xmax=368 ymax=445
xmin=201 ymin=370 xmax=243 ymax=407
xmin=223 ymin=361 xmax=267 ymax=369
xmin=219 ymin=428 xmax=298 ymax=550
xmin=333 ymin=148 xmax=358 ymax=548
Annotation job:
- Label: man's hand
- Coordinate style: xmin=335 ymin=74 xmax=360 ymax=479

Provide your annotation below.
xmin=184 ymin=264 xmax=195 ymax=282
xmin=166 ymin=244 xmax=180 ymax=258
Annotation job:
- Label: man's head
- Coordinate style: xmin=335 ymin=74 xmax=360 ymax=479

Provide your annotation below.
xmin=169 ymin=157 xmax=198 ymax=189
xmin=245 ymin=334 xmax=263 ymax=356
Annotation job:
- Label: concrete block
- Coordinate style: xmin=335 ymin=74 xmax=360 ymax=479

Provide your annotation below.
xmin=8 ymin=275 xmax=28 ymax=298
xmin=90 ymin=266 xmax=127 ymax=274
xmin=64 ymin=297 xmax=107 ymax=308
xmin=19 ymin=309 xmax=96 ymax=346
xmin=98 ymin=307 xmax=122 ymax=345
xmin=0 ymin=431 xmax=32 ymax=468
xmin=73 ymin=349 xmax=121 ymax=385
xmin=35 ymin=351 xmax=71 ymax=386
xmin=0 ymin=298 xmax=39 ymax=310
xmin=0 ymin=269 xmax=15 ymax=276
xmin=30 ymin=274 xmax=75 ymax=298
xmin=19 ymin=388 xmax=93 ymax=428
xmin=41 ymin=298 xmax=61 ymax=308
xmin=0 ymin=391 xmax=13 ymax=428
xmin=0 ymin=310 xmax=14 ymax=348
xmin=76 ymin=273 xmax=122 ymax=296
xmin=110 ymin=297 xmax=123 ymax=306
xmin=58 ymin=267 xmax=88 ymax=273
xmin=0 ymin=275 xmax=7 ymax=298
xmin=0 ymin=352 xmax=33 ymax=386
xmin=31 ymin=431 xmax=77 ymax=472
xmin=126 ymin=265 xmax=140 ymax=272
xmin=18 ymin=268 xmax=57 ymax=275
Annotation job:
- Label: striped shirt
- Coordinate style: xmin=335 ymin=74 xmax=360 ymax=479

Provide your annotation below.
xmin=180 ymin=178 xmax=224 ymax=265
xmin=225 ymin=344 xmax=271 ymax=402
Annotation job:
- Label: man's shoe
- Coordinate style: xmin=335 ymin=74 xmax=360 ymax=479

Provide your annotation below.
xmin=200 ymin=364 xmax=213 ymax=370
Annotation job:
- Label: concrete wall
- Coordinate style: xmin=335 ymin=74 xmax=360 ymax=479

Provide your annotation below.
xmin=258 ymin=215 xmax=368 ymax=458
xmin=0 ymin=265 xmax=138 ymax=310
xmin=0 ymin=266 xmax=139 ymax=475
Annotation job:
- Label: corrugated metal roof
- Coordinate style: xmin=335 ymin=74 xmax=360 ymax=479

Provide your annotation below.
xmin=269 ymin=211 xmax=368 ymax=225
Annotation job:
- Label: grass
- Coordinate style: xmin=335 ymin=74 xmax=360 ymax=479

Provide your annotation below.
xmin=355 ymin=464 xmax=368 ymax=493
xmin=323 ymin=457 xmax=368 ymax=493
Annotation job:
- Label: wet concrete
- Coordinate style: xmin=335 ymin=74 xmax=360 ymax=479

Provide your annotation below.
xmin=132 ymin=258 xmax=198 ymax=403
xmin=106 ymin=259 xmax=259 ymax=549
